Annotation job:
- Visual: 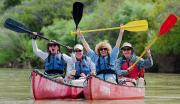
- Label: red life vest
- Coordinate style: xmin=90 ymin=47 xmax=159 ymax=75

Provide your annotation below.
xmin=121 ymin=60 xmax=145 ymax=79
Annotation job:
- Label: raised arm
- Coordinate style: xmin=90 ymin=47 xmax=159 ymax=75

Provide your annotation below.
xmin=143 ymin=49 xmax=153 ymax=68
xmin=31 ymin=32 xmax=48 ymax=61
xmin=115 ymin=24 xmax=124 ymax=48
xmin=138 ymin=49 xmax=153 ymax=69
xmin=130 ymin=49 xmax=153 ymax=70
xmin=77 ymin=29 xmax=91 ymax=52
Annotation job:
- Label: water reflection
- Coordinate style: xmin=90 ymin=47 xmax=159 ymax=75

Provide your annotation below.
xmin=34 ymin=99 xmax=145 ymax=104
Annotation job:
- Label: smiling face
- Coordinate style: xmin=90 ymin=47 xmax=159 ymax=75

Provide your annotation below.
xmin=75 ymin=48 xmax=83 ymax=60
xmin=99 ymin=46 xmax=108 ymax=57
xmin=95 ymin=40 xmax=112 ymax=56
xmin=122 ymin=46 xmax=133 ymax=59
xmin=48 ymin=44 xmax=59 ymax=54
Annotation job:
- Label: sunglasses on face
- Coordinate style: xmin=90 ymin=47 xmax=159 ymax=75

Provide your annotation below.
xmin=122 ymin=47 xmax=131 ymax=51
xmin=100 ymin=48 xmax=108 ymax=51
xmin=75 ymin=50 xmax=82 ymax=52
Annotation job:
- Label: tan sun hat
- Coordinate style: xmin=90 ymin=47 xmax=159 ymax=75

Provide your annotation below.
xmin=121 ymin=42 xmax=133 ymax=49
xmin=74 ymin=44 xmax=83 ymax=50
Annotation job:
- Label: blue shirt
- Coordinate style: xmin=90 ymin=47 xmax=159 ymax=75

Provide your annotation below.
xmin=87 ymin=47 xmax=119 ymax=72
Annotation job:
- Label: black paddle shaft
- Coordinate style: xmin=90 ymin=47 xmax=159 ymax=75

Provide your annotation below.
xmin=4 ymin=18 xmax=71 ymax=49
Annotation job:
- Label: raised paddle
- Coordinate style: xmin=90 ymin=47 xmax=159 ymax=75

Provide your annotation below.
xmin=4 ymin=18 xmax=71 ymax=49
xmin=72 ymin=2 xmax=84 ymax=44
xmin=71 ymin=20 xmax=148 ymax=35
xmin=130 ymin=14 xmax=177 ymax=69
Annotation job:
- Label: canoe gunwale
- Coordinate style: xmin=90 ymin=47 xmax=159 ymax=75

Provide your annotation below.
xmin=32 ymin=69 xmax=84 ymax=88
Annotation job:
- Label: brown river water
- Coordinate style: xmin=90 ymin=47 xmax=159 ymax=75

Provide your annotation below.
xmin=0 ymin=68 xmax=180 ymax=104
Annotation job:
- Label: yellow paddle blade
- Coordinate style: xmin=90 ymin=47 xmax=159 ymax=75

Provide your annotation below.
xmin=121 ymin=20 xmax=148 ymax=32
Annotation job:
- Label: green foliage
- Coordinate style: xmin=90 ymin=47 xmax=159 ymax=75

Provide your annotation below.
xmin=1 ymin=0 xmax=73 ymax=31
xmin=150 ymin=1 xmax=180 ymax=55
xmin=41 ymin=18 xmax=75 ymax=53
xmin=0 ymin=29 xmax=22 ymax=64
xmin=3 ymin=0 xmax=21 ymax=10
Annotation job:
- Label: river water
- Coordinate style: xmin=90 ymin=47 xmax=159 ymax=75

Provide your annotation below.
xmin=0 ymin=68 xmax=180 ymax=104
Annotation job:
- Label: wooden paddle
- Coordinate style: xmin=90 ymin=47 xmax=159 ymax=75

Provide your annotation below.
xmin=4 ymin=18 xmax=71 ymax=49
xmin=130 ymin=14 xmax=177 ymax=69
xmin=72 ymin=2 xmax=84 ymax=44
xmin=71 ymin=20 xmax=148 ymax=35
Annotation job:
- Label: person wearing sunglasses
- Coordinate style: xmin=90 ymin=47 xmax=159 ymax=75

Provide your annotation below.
xmin=76 ymin=25 xmax=124 ymax=84
xmin=67 ymin=44 xmax=96 ymax=86
xmin=115 ymin=42 xmax=153 ymax=86
xmin=31 ymin=32 xmax=74 ymax=83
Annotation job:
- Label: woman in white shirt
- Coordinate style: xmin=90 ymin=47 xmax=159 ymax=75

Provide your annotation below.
xmin=31 ymin=32 xmax=74 ymax=83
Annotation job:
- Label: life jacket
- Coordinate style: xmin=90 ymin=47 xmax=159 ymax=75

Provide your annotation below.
xmin=120 ymin=57 xmax=145 ymax=79
xmin=96 ymin=55 xmax=118 ymax=83
xmin=74 ymin=56 xmax=91 ymax=79
xmin=96 ymin=54 xmax=115 ymax=74
xmin=44 ymin=54 xmax=66 ymax=75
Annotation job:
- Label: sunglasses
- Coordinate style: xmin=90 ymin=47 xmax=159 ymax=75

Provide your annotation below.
xmin=75 ymin=50 xmax=82 ymax=52
xmin=122 ymin=47 xmax=131 ymax=51
xmin=100 ymin=48 xmax=108 ymax=51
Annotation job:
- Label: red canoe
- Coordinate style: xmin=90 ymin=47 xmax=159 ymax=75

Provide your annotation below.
xmin=83 ymin=75 xmax=145 ymax=100
xmin=31 ymin=70 xmax=84 ymax=100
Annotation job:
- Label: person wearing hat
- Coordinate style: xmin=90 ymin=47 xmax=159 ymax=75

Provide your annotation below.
xmin=31 ymin=32 xmax=74 ymax=83
xmin=115 ymin=42 xmax=153 ymax=86
xmin=68 ymin=44 xmax=96 ymax=80
xmin=76 ymin=25 xmax=124 ymax=84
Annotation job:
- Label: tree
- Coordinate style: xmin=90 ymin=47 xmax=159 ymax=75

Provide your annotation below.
xmin=3 ymin=0 xmax=21 ymax=10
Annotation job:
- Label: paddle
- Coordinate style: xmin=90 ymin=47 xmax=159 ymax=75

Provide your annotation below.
xmin=71 ymin=20 xmax=148 ymax=35
xmin=4 ymin=18 xmax=71 ymax=49
xmin=72 ymin=2 xmax=84 ymax=44
xmin=130 ymin=14 xmax=177 ymax=69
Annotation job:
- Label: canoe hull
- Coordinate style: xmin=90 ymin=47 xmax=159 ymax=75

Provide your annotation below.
xmin=31 ymin=70 xmax=84 ymax=100
xmin=83 ymin=76 xmax=145 ymax=100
